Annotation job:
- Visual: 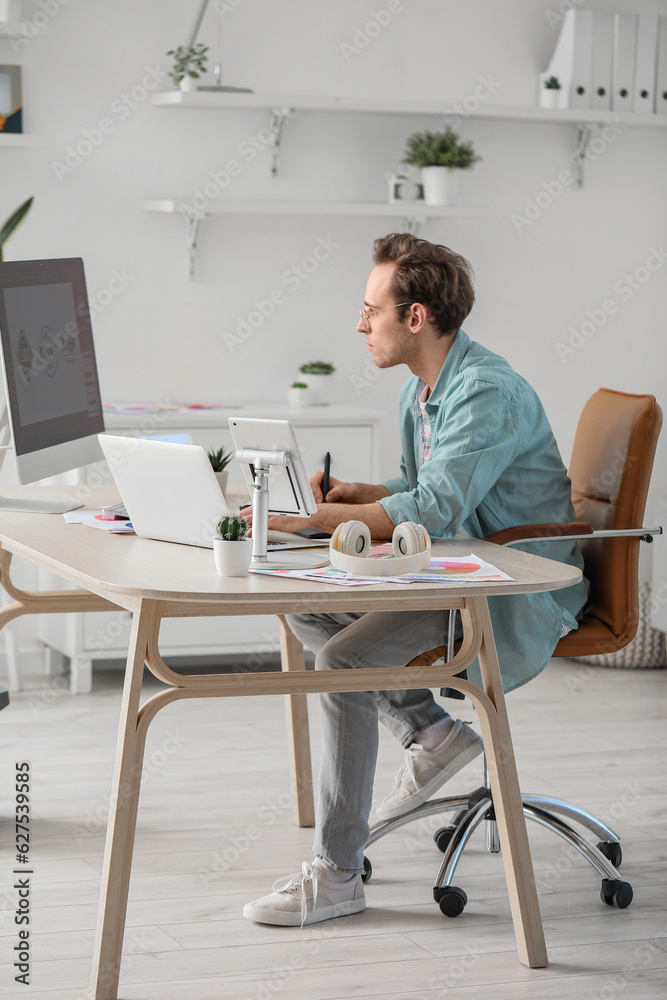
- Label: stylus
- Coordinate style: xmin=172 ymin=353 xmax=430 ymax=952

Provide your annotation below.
xmin=322 ymin=452 xmax=331 ymax=501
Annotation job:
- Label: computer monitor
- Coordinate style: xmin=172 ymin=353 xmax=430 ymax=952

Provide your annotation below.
xmin=0 ymin=257 xmax=105 ymax=513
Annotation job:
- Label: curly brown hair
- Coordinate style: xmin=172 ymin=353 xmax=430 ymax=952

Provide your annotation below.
xmin=373 ymin=233 xmax=475 ymax=337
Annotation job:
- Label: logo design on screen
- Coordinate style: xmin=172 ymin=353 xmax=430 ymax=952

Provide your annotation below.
xmin=16 ymin=325 xmax=59 ymax=382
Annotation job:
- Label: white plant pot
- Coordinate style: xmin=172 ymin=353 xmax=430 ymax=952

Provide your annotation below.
xmin=213 ymin=537 xmax=253 ymax=577
xmin=287 ymin=387 xmax=313 ymax=407
xmin=179 ymin=74 xmax=197 ymax=92
xmin=539 ymin=88 xmax=561 ymax=109
xmin=0 ymin=1 xmax=23 ymax=20
xmin=421 ymin=167 xmax=460 ymax=206
xmin=302 ymin=372 xmax=334 ymax=404
xmin=214 ymin=469 xmax=229 ymax=495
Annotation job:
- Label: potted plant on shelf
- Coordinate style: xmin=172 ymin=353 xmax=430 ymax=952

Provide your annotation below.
xmin=540 ymin=75 xmax=562 ymax=109
xmin=167 ymin=43 xmax=209 ymax=92
xmin=298 ymin=361 xmax=335 ymax=404
xmin=402 ymin=128 xmax=480 ymax=205
xmin=287 ymin=381 xmax=313 ymax=408
xmin=207 ymin=445 xmax=234 ymax=494
xmin=0 ymin=196 xmax=33 ymax=260
xmin=213 ymin=512 xmax=253 ymax=577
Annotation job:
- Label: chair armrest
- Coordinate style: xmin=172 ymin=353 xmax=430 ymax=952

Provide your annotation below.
xmin=485 ymin=522 xmax=594 ymax=546
xmin=486 ymin=524 xmax=662 ymax=547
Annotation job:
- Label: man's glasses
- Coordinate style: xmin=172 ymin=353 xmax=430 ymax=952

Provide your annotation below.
xmin=359 ymin=302 xmax=411 ymax=331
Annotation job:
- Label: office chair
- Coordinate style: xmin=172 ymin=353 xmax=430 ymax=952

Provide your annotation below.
xmin=364 ymin=388 xmax=663 ymax=917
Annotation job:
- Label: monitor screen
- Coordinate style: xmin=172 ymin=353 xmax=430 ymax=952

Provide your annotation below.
xmin=0 ymin=257 xmax=105 ymax=487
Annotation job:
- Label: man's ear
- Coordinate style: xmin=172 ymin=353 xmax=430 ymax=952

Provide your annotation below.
xmin=409 ymin=302 xmax=429 ymax=333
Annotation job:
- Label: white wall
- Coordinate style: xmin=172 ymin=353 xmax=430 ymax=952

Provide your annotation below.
xmin=2 ymin=0 xmax=666 ymax=667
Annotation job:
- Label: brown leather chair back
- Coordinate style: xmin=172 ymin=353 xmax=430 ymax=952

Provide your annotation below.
xmin=556 ymin=388 xmax=662 ymax=657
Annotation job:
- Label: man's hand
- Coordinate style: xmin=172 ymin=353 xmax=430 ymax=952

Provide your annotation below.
xmin=241 ymin=500 xmax=396 ymax=539
xmin=310 ymin=471 xmax=391 ymax=505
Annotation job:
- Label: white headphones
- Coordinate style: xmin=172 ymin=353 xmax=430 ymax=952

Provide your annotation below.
xmin=329 ymin=520 xmax=431 ymax=577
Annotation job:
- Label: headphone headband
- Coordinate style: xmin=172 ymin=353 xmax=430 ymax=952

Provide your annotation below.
xmin=329 ymin=521 xmax=431 ymax=577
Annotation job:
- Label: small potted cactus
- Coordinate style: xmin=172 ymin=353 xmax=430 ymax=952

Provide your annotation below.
xmin=540 ymin=75 xmax=562 ymax=109
xmin=213 ymin=512 xmax=253 ymax=577
xmin=287 ymin=380 xmax=313 ymax=407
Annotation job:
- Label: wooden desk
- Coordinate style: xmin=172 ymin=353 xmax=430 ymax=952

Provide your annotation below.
xmin=0 ymin=489 xmax=581 ymax=998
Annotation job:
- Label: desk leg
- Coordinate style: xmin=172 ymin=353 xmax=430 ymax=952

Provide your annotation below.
xmin=91 ymin=599 xmax=160 ymax=1000
xmin=277 ymin=616 xmax=315 ymax=827
xmin=469 ymin=596 xmax=548 ymax=969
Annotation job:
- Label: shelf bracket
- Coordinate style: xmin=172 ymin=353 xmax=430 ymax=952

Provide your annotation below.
xmin=572 ymin=123 xmax=597 ymax=188
xmin=183 ymin=208 xmax=205 ymax=280
xmin=268 ymin=106 xmax=296 ymax=177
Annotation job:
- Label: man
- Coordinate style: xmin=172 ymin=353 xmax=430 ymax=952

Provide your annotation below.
xmin=243 ymin=233 xmax=588 ymax=927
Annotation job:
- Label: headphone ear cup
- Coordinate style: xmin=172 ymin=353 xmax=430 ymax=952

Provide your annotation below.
xmin=332 ymin=520 xmax=372 ymax=556
xmin=392 ymin=522 xmax=429 ymax=557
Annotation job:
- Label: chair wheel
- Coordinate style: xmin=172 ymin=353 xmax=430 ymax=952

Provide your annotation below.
xmin=361 ymin=856 xmax=372 ymax=883
xmin=434 ymin=885 xmax=467 ymax=917
xmin=434 ymin=825 xmax=456 ymax=852
xmin=600 ymin=878 xmax=633 ymax=909
xmin=597 ymin=840 xmax=622 ymax=867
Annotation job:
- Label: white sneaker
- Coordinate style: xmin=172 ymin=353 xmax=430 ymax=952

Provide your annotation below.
xmin=376 ymin=719 xmax=484 ymax=821
xmin=243 ymin=861 xmax=366 ymax=927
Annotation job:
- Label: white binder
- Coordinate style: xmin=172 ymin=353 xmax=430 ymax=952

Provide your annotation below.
xmin=542 ymin=9 xmax=594 ymax=109
xmin=591 ymin=12 xmax=614 ymax=110
xmin=656 ymin=15 xmax=667 ymax=116
xmin=612 ymin=13 xmax=637 ymax=113
xmin=570 ymin=9 xmax=594 ymax=109
xmin=633 ymin=14 xmax=658 ymax=113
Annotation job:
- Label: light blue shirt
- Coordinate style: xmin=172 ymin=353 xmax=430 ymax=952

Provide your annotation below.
xmin=378 ymin=329 xmax=589 ymax=693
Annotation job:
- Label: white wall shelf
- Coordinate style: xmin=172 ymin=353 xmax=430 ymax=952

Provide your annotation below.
xmin=152 ymin=90 xmax=667 ymax=128
xmin=151 ymin=89 xmax=666 ymax=275
xmin=0 ymin=133 xmax=49 ymax=147
xmin=0 ymin=20 xmax=46 ymax=37
xmin=144 ymin=198 xmax=487 ymax=217
xmin=144 ymin=199 xmax=490 ymax=279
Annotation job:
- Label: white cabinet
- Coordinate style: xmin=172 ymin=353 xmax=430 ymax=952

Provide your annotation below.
xmin=37 ymin=402 xmax=382 ymax=692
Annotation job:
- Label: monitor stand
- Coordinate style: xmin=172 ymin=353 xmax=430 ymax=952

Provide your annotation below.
xmin=249 ymin=457 xmax=328 ymax=571
xmin=0 ymin=411 xmax=83 ymax=514
xmin=0 ymin=495 xmax=83 ymax=514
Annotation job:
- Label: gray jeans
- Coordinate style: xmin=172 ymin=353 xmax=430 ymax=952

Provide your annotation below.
xmin=286 ymin=610 xmax=461 ymax=873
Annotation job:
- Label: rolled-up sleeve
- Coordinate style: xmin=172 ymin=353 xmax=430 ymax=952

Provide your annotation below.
xmin=377 ymin=377 xmax=520 ymax=538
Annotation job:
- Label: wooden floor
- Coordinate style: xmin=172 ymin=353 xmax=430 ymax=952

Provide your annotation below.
xmin=0 ymin=656 xmax=665 ymax=999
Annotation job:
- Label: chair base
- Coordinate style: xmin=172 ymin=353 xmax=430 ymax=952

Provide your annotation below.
xmin=365 ymin=786 xmax=633 ymax=915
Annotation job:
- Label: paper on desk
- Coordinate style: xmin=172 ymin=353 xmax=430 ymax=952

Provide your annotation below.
xmin=250 ymin=554 xmax=512 ymax=586
xmin=63 ymin=511 xmax=135 ymax=533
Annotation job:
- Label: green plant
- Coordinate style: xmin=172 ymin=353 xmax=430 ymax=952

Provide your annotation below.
xmin=299 ymin=361 xmax=335 ymax=375
xmin=207 ymin=446 xmax=233 ymax=473
xmin=291 ymin=381 xmax=308 ymax=389
xmin=402 ymin=128 xmax=481 ymax=171
xmin=216 ymin=512 xmax=248 ymax=541
xmin=0 ymin=196 xmax=33 ymax=262
xmin=544 ymin=75 xmax=561 ymax=90
xmin=167 ymin=43 xmax=209 ymax=85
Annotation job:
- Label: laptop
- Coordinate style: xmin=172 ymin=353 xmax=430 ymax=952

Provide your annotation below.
xmin=97 ymin=434 xmax=328 ymax=550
